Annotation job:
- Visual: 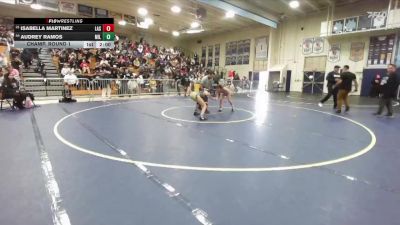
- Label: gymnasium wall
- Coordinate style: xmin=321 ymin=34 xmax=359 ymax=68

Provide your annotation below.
xmin=269 ymin=0 xmax=393 ymax=93
xmin=129 ymin=32 xmax=178 ymax=49
xmin=183 ymin=25 xmax=270 ymax=78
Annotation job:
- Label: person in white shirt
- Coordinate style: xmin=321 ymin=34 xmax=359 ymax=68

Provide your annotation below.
xmin=137 ymin=74 xmax=144 ymax=94
xmin=0 ymin=53 xmax=6 ymax=68
xmin=59 ymin=71 xmax=77 ymax=103
xmin=61 ymin=64 xmax=71 ymax=77
xmin=99 ymin=58 xmax=110 ymax=67
xmin=63 ymin=72 xmax=78 ymax=86
xmin=0 ymin=68 xmax=4 ymax=86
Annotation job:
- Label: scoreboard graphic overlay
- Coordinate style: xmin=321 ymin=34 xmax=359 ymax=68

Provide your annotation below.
xmin=14 ymin=18 xmax=115 ymax=48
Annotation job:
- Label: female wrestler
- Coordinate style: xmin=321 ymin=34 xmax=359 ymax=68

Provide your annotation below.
xmin=187 ymin=81 xmax=211 ymax=121
xmin=216 ymin=84 xmax=234 ymax=112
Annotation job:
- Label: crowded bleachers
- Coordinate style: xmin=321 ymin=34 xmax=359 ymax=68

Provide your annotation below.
xmin=1 ymin=21 xmax=254 ymax=108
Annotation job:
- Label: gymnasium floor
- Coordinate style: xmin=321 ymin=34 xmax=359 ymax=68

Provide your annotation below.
xmin=1 ymin=93 xmax=399 ymax=225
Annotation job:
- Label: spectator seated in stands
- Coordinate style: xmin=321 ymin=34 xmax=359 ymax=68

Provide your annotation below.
xmin=21 ymin=49 xmax=33 ymax=69
xmin=99 ymin=57 xmax=110 ymax=68
xmin=63 ymin=71 xmax=78 ymax=86
xmin=0 ymin=71 xmax=26 ymax=109
xmin=80 ymin=59 xmax=90 ymax=74
xmin=8 ymin=65 xmax=20 ymax=81
xmin=0 ymin=67 xmax=4 ymax=85
xmin=42 ymin=36 xmax=218 ymax=98
xmin=0 ymin=53 xmax=6 ymax=68
xmin=61 ymin=64 xmax=72 ymax=77
xmin=10 ymin=54 xmax=22 ymax=72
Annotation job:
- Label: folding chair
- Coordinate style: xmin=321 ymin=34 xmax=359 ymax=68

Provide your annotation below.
xmin=0 ymin=93 xmax=14 ymax=110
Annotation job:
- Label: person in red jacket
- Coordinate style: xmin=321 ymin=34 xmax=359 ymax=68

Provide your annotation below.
xmin=369 ymin=74 xmax=382 ymax=98
xmin=80 ymin=59 xmax=90 ymax=74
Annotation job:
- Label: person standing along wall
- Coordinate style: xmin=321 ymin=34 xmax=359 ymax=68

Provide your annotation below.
xmin=374 ymin=64 xmax=399 ymax=117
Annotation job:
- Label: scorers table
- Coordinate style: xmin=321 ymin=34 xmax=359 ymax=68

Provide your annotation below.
xmin=14 ymin=18 xmax=115 ymax=49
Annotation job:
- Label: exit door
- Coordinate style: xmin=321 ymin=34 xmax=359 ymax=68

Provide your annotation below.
xmin=302 ymin=71 xmax=325 ymax=94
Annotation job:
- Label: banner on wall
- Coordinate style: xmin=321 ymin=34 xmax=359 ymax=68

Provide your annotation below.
xmin=38 ymin=0 xmax=59 ymax=11
xmin=201 ymin=46 xmax=206 ymax=67
xmin=95 ymin=8 xmax=108 ymax=18
xmin=109 ymin=11 xmax=122 ymax=21
xmin=77 ymin=4 xmax=93 ymax=17
xmin=207 ymin=45 xmax=213 ymax=67
xmin=17 ymin=0 xmax=37 ymax=5
xmin=328 ymin=43 xmax=341 ymax=62
xmin=302 ymin=38 xmax=313 ymax=55
xmin=332 ymin=20 xmax=344 ymax=34
xmin=313 ymin=37 xmax=324 ymax=54
xmin=344 ymin=17 xmax=358 ymax=32
xmin=350 ymin=42 xmax=365 ymax=62
xmin=59 ymin=1 xmax=76 ymax=14
xmin=124 ymin=15 xmax=136 ymax=25
xmin=367 ymin=34 xmax=395 ymax=65
xmin=396 ymin=37 xmax=400 ymax=67
xmin=255 ymin=36 xmax=268 ymax=59
xmin=214 ymin=44 xmax=220 ymax=67
xmin=368 ymin=11 xmax=387 ymax=29
xmin=0 ymin=0 xmax=16 ymax=4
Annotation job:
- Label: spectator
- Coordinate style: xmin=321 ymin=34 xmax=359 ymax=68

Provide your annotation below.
xmin=8 ymin=65 xmax=20 ymax=81
xmin=201 ymin=72 xmax=213 ymax=91
xmin=0 ymin=67 xmax=4 ymax=85
xmin=63 ymin=71 xmax=78 ymax=86
xmin=137 ymin=73 xmax=144 ymax=88
xmin=369 ymin=74 xmax=382 ymax=98
xmin=374 ymin=64 xmax=399 ymax=117
xmin=61 ymin=71 xmax=78 ymax=103
xmin=335 ymin=65 xmax=358 ymax=114
xmin=10 ymin=56 xmax=22 ymax=71
xmin=99 ymin=57 xmax=110 ymax=67
xmin=21 ymin=49 xmax=32 ymax=69
xmin=1 ymin=72 xmax=25 ymax=109
xmin=0 ymin=53 xmax=6 ymax=67
xmin=61 ymin=64 xmax=71 ymax=77
xmin=98 ymin=66 xmax=112 ymax=98
xmin=241 ymin=76 xmax=250 ymax=89
xmin=80 ymin=59 xmax=90 ymax=74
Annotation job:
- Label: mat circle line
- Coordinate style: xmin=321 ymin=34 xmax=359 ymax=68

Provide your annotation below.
xmin=247 ymin=93 xmax=380 ymax=108
xmin=53 ymin=99 xmax=377 ymax=172
xmin=161 ymin=106 xmax=256 ymax=124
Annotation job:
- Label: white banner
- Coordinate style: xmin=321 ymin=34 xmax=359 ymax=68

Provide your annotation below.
xmin=17 ymin=0 xmax=36 ymax=5
xmin=0 ymin=0 xmax=16 ymax=4
xmin=313 ymin=37 xmax=324 ymax=54
xmin=59 ymin=1 xmax=76 ymax=14
xmin=302 ymin=38 xmax=313 ymax=55
xmin=328 ymin=43 xmax=341 ymax=62
xmin=255 ymin=36 xmax=268 ymax=59
xmin=39 ymin=0 xmax=58 ymax=11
